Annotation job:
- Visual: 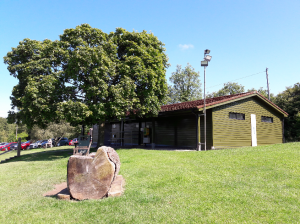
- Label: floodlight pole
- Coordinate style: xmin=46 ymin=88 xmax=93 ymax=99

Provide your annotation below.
xmin=201 ymin=49 xmax=211 ymax=151
xmin=204 ymin=64 xmax=206 ymax=151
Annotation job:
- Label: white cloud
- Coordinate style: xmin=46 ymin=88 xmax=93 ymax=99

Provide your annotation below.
xmin=179 ymin=44 xmax=194 ymax=50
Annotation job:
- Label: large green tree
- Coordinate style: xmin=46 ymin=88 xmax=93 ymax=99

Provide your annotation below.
xmin=167 ymin=63 xmax=202 ymax=104
xmin=274 ymin=83 xmax=300 ymax=141
xmin=4 ymin=24 xmax=169 ymax=136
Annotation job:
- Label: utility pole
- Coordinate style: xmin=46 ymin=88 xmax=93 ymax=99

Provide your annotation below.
xmin=266 ymin=68 xmax=270 ymax=100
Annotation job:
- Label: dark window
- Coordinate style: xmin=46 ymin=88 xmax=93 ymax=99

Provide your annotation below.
xmin=261 ymin=116 xmax=273 ymax=123
xmin=229 ymin=112 xmax=245 ymax=120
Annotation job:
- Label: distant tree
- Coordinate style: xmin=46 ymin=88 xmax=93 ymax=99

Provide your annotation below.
xmin=274 ymin=83 xmax=300 ymax=141
xmin=30 ymin=121 xmax=81 ymax=143
xmin=207 ymin=82 xmax=245 ymax=98
xmin=0 ymin=117 xmax=15 ymax=142
xmin=0 ymin=117 xmax=28 ymax=142
xmin=247 ymin=87 xmax=276 ymax=101
xmin=167 ymin=63 xmax=202 ymax=104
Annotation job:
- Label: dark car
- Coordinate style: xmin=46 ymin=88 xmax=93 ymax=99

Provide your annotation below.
xmin=9 ymin=143 xmax=20 ymax=151
xmin=57 ymin=137 xmax=69 ymax=146
xmin=1 ymin=142 xmax=17 ymax=151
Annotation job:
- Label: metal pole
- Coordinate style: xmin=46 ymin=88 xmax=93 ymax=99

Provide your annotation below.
xmin=16 ymin=124 xmax=18 ymax=140
xmin=17 ymin=137 xmax=21 ymax=157
xmin=204 ymin=66 xmax=206 ymax=151
xmin=266 ymin=68 xmax=270 ymax=100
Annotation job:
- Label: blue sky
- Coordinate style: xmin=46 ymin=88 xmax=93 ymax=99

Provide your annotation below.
xmin=1 ymin=0 xmax=300 ymax=118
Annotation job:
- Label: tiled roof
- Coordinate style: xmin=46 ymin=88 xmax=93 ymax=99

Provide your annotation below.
xmin=160 ymin=91 xmax=288 ymax=116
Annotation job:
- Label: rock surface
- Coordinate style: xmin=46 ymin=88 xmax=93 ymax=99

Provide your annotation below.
xmin=67 ymin=146 xmax=120 ymax=200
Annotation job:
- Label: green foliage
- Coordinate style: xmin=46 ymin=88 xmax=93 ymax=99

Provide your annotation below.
xmin=207 ymin=82 xmax=245 ymax=98
xmin=274 ymin=83 xmax=300 ymax=141
xmin=167 ymin=63 xmax=202 ymax=104
xmin=30 ymin=121 xmax=81 ymax=141
xmin=0 ymin=117 xmax=15 ymax=142
xmin=4 ymin=24 xmax=169 ymax=129
xmin=17 ymin=132 xmax=29 ymax=142
xmin=0 ymin=117 xmax=29 ymax=142
xmin=247 ymin=87 xmax=276 ymax=101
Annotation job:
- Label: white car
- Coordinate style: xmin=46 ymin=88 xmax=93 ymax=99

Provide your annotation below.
xmin=29 ymin=140 xmax=43 ymax=149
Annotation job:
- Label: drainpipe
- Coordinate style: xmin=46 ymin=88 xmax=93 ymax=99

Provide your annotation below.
xmin=282 ymin=118 xmax=285 ymax=143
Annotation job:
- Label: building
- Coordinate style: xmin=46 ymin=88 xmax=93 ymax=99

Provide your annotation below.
xmin=99 ymin=91 xmax=288 ymax=150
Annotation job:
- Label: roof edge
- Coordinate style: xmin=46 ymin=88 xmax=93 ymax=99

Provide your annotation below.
xmin=197 ymin=91 xmax=288 ymax=117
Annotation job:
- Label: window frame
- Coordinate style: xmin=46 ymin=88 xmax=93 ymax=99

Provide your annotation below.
xmin=261 ymin=116 xmax=273 ymax=123
xmin=229 ymin=112 xmax=245 ymax=120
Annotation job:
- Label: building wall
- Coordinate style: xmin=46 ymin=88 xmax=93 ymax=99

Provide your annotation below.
xmin=212 ymin=97 xmax=283 ymax=148
xmin=103 ymin=114 xmax=197 ymax=148
xmin=199 ymin=110 xmax=213 ymax=150
xmin=92 ymin=123 xmax=105 ymax=145
xmin=155 ymin=114 xmax=196 ymax=148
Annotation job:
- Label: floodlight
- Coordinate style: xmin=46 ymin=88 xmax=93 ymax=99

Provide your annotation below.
xmin=204 ymin=49 xmax=210 ymax=55
xmin=201 ymin=60 xmax=208 ymax=66
xmin=204 ymin=55 xmax=212 ymax=62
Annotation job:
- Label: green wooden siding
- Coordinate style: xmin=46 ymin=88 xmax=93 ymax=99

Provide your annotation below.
xmin=212 ymin=97 xmax=283 ymax=148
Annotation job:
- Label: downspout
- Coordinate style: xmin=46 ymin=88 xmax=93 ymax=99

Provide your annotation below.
xmin=282 ymin=117 xmax=285 ymax=143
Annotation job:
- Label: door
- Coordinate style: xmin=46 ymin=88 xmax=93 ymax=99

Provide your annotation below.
xmin=251 ymin=114 xmax=257 ymax=146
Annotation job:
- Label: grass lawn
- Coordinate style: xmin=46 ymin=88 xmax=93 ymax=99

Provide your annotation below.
xmin=0 ymin=146 xmax=69 ymax=161
xmin=0 ymin=143 xmax=299 ymax=223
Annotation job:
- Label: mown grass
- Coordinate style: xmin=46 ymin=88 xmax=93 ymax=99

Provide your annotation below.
xmin=0 ymin=146 xmax=73 ymax=161
xmin=0 ymin=143 xmax=299 ymax=223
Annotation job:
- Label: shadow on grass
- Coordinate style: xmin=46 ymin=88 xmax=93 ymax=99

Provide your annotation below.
xmin=1 ymin=149 xmax=74 ymax=164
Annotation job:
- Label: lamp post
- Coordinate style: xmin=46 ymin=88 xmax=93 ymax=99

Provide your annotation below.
xmin=201 ymin=49 xmax=212 ymax=151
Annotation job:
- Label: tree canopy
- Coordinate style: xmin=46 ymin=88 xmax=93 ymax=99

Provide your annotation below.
xmin=4 ymin=24 xmax=169 ymax=129
xmin=0 ymin=117 xmax=28 ymax=142
xmin=207 ymin=82 xmax=245 ymax=98
xmin=274 ymin=83 xmax=300 ymax=141
xmin=167 ymin=63 xmax=202 ymax=104
xmin=247 ymin=87 xmax=276 ymax=102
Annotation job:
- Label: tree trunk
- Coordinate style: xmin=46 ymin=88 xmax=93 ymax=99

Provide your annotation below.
xmin=67 ymin=146 xmax=120 ymax=200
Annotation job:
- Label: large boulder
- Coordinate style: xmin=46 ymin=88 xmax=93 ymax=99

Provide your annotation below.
xmin=67 ymin=146 xmax=120 ymax=200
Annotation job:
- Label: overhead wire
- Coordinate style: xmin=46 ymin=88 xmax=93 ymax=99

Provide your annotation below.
xmin=206 ymin=71 xmax=265 ymax=89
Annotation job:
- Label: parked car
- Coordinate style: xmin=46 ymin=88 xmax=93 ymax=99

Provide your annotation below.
xmin=29 ymin=140 xmax=43 ymax=149
xmin=10 ymin=143 xmax=20 ymax=151
xmin=57 ymin=137 xmax=69 ymax=146
xmin=21 ymin=140 xmax=31 ymax=150
xmin=0 ymin=143 xmax=10 ymax=150
xmin=69 ymin=138 xmax=78 ymax=146
xmin=0 ymin=142 xmax=8 ymax=146
xmin=40 ymin=140 xmax=49 ymax=148
xmin=1 ymin=142 xmax=17 ymax=151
